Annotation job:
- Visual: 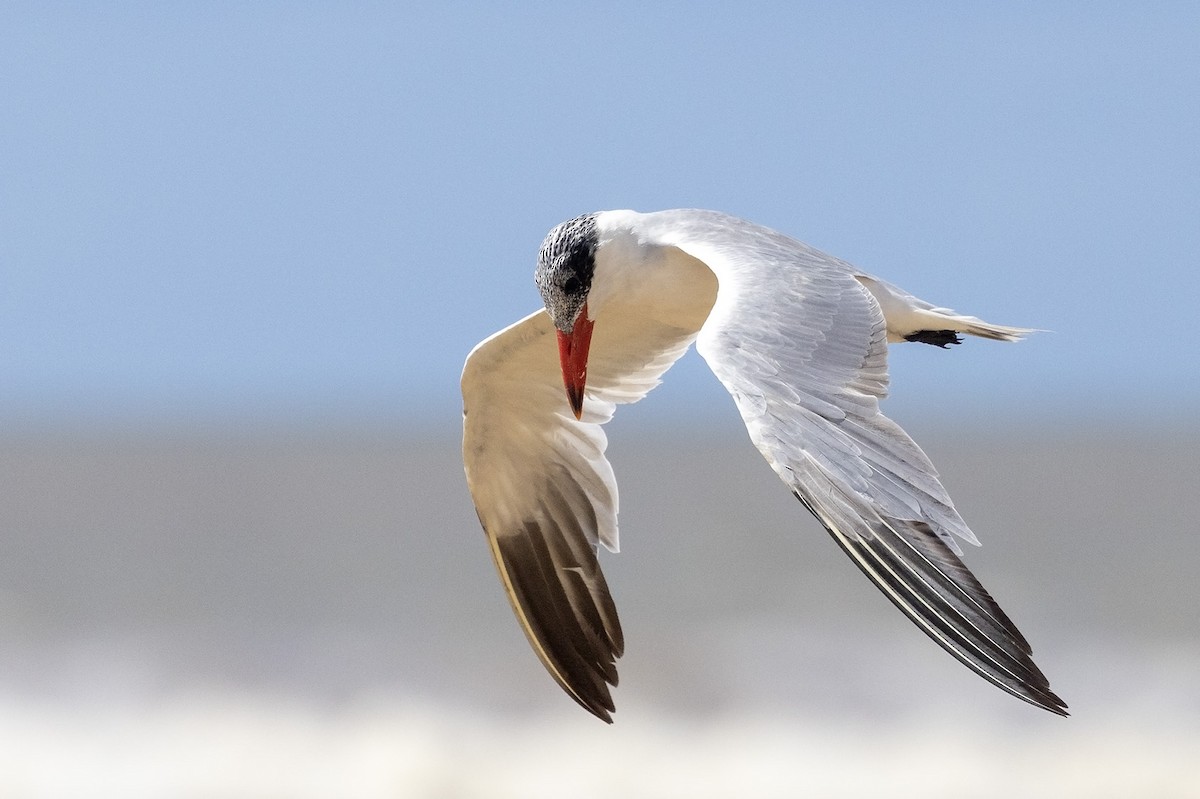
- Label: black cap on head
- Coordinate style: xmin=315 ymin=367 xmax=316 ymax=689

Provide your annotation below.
xmin=535 ymin=213 xmax=599 ymax=333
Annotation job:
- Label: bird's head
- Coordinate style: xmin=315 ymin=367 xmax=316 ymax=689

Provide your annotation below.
xmin=535 ymin=213 xmax=599 ymax=420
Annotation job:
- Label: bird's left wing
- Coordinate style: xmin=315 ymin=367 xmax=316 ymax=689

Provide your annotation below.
xmin=462 ymin=305 xmax=701 ymax=721
xmin=627 ymin=209 xmax=1066 ymax=715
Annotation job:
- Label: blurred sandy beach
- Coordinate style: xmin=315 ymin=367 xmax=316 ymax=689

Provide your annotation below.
xmin=1 ymin=420 xmax=1196 ymax=797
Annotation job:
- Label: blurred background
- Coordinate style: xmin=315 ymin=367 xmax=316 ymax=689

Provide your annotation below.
xmin=2 ymin=3 xmax=1198 ymax=796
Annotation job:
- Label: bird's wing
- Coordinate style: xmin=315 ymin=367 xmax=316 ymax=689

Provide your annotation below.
xmin=629 ymin=209 xmax=1067 ymax=715
xmin=461 ymin=304 xmax=704 ymax=721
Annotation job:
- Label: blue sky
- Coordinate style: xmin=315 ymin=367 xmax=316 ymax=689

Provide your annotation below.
xmin=2 ymin=3 xmax=1197 ymax=432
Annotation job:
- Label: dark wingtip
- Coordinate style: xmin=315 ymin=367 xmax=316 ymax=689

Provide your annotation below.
xmin=1032 ymin=685 xmax=1070 ymax=717
xmin=904 ymin=329 xmax=963 ymax=348
xmin=792 ymin=490 xmax=1069 ymax=718
xmin=1046 ymin=697 xmax=1070 ymax=717
xmin=492 ymin=516 xmax=622 ymax=724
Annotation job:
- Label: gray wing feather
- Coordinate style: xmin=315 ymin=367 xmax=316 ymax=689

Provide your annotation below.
xmin=634 ymin=209 xmax=1067 ymax=715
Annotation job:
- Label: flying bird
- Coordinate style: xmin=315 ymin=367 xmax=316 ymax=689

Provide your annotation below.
xmin=461 ymin=209 xmax=1066 ymax=722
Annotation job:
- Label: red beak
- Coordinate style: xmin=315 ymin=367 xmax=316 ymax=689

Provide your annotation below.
xmin=555 ymin=303 xmax=594 ymax=420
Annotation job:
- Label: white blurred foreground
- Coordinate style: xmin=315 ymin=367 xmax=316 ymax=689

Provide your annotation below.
xmin=0 ymin=682 xmax=1195 ymax=798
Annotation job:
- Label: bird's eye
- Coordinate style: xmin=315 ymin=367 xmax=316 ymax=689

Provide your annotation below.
xmin=562 ymin=276 xmax=580 ymax=295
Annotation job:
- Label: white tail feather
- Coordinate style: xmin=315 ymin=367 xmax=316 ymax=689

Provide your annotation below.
xmin=855 ymin=274 xmax=1036 ymax=344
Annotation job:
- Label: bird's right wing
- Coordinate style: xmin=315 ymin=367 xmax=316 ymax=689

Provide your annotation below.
xmin=462 ymin=309 xmax=624 ymax=721
xmin=628 ymin=209 xmax=1067 ymax=715
xmin=462 ymin=301 xmax=706 ymax=721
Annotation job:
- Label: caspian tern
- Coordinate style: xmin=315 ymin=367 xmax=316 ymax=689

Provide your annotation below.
xmin=461 ymin=209 xmax=1066 ymax=722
